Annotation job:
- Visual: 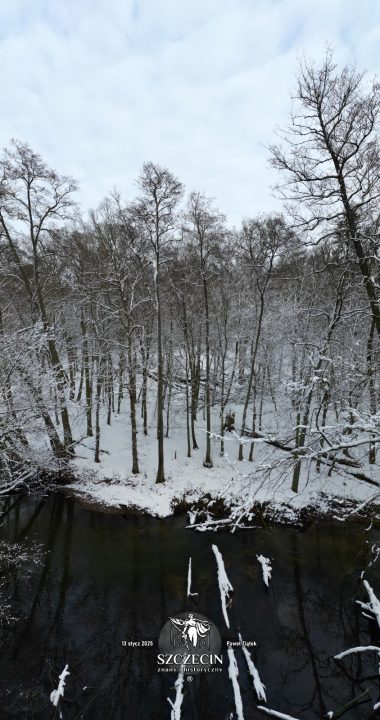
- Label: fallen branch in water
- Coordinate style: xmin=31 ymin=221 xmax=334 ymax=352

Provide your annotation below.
xmin=167 ymin=671 xmax=184 ymax=720
xmin=257 ymin=555 xmax=272 ymax=587
xmin=334 ymin=645 xmax=380 ymax=660
xmin=50 ymin=664 xmax=70 ymax=712
xmin=324 ymin=688 xmax=371 ymax=719
xmin=228 ymin=648 xmax=244 ymax=720
xmin=257 ymin=706 xmax=300 ymax=720
xmin=356 ymin=579 xmax=380 ymax=629
xmin=212 ymin=544 xmax=233 ymax=628
xmin=238 ymin=633 xmax=266 ymax=702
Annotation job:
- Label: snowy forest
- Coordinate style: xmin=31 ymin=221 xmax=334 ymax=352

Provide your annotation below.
xmin=2 ymin=21 xmax=380 ymax=720
xmin=1 ymin=52 xmax=380 ymax=520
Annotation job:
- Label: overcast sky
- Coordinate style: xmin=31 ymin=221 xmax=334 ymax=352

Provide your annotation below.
xmin=0 ymin=0 xmax=379 ymax=226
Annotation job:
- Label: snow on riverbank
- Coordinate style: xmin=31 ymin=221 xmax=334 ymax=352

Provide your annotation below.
xmin=65 ymin=403 xmax=380 ymax=520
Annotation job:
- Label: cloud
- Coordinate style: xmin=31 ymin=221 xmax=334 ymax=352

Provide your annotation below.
xmin=0 ymin=0 xmax=379 ymax=225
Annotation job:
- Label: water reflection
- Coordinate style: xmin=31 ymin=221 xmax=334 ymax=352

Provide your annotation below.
xmin=0 ymin=493 xmax=379 ymax=719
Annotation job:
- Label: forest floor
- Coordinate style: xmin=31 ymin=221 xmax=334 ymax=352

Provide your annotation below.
xmin=65 ymin=395 xmax=380 ymax=525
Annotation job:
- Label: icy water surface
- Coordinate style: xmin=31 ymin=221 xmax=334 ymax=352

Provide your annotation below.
xmin=0 ymin=492 xmax=380 ymax=719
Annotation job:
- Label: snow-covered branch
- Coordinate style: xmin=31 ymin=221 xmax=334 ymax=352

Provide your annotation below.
xmin=50 ymin=664 xmax=70 ymax=711
xmin=212 ymin=544 xmax=234 ymax=628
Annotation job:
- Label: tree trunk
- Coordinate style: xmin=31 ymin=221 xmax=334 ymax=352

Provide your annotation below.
xmin=248 ymin=379 xmax=258 ymax=462
xmin=185 ymin=358 xmax=191 ymax=458
xmin=76 ymin=355 xmax=84 ymax=402
xmin=94 ymin=357 xmax=103 ymax=464
xmin=239 ymin=290 xmax=265 ymax=461
xmin=165 ymin=380 xmax=172 ymax=438
xmin=81 ymin=314 xmax=93 ymax=437
xmin=117 ymin=352 xmax=125 ymax=414
xmin=367 ymin=317 xmax=377 ymax=464
xmin=127 ymin=333 xmax=140 ymax=475
xmin=34 ymin=263 xmax=73 ymax=451
xmin=155 ymin=260 xmax=165 ymax=483
xmin=21 ymin=370 xmax=67 ymax=459
xmin=203 ymin=275 xmax=213 ymax=468
xmin=220 ymin=348 xmax=226 ymax=456
xmin=106 ymin=355 xmax=113 ymax=426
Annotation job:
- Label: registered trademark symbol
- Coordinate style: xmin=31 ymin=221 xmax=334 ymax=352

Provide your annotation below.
xmin=187 ymin=676 xmax=193 ymax=682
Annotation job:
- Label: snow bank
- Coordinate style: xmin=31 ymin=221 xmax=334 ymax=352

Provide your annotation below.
xmin=66 ymin=402 xmax=380 ymax=521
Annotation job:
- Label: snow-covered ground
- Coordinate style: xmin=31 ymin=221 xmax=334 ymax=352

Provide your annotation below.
xmin=65 ymin=396 xmax=380 ymax=522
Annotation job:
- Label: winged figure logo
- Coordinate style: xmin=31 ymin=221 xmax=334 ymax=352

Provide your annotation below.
xmin=169 ymin=613 xmax=211 ymax=650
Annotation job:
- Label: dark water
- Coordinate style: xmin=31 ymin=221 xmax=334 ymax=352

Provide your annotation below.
xmin=0 ymin=493 xmax=380 ymax=719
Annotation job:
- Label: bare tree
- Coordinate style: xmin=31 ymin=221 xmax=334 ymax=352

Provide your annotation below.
xmin=0 ymin=140 xmax=77 ymax=455
xmin=237 ymin=215 xmax=286 ymax=461
xmin=184 ymin=193 xmax=226 ymax=468
xmin=134 ymin=163 xmax=183 ymax=483
xmin=270 ymin=50 xmax=380 ymax=336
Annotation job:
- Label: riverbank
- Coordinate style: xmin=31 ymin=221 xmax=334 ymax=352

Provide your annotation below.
xmin=47 ymin=401 xmax=379 ymax=526
xmin=65 ymin=456 xmax=380 ymax=527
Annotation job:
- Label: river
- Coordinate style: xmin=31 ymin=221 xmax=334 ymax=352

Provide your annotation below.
xmin=0 ymin=492 xmax=379 ymax=719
